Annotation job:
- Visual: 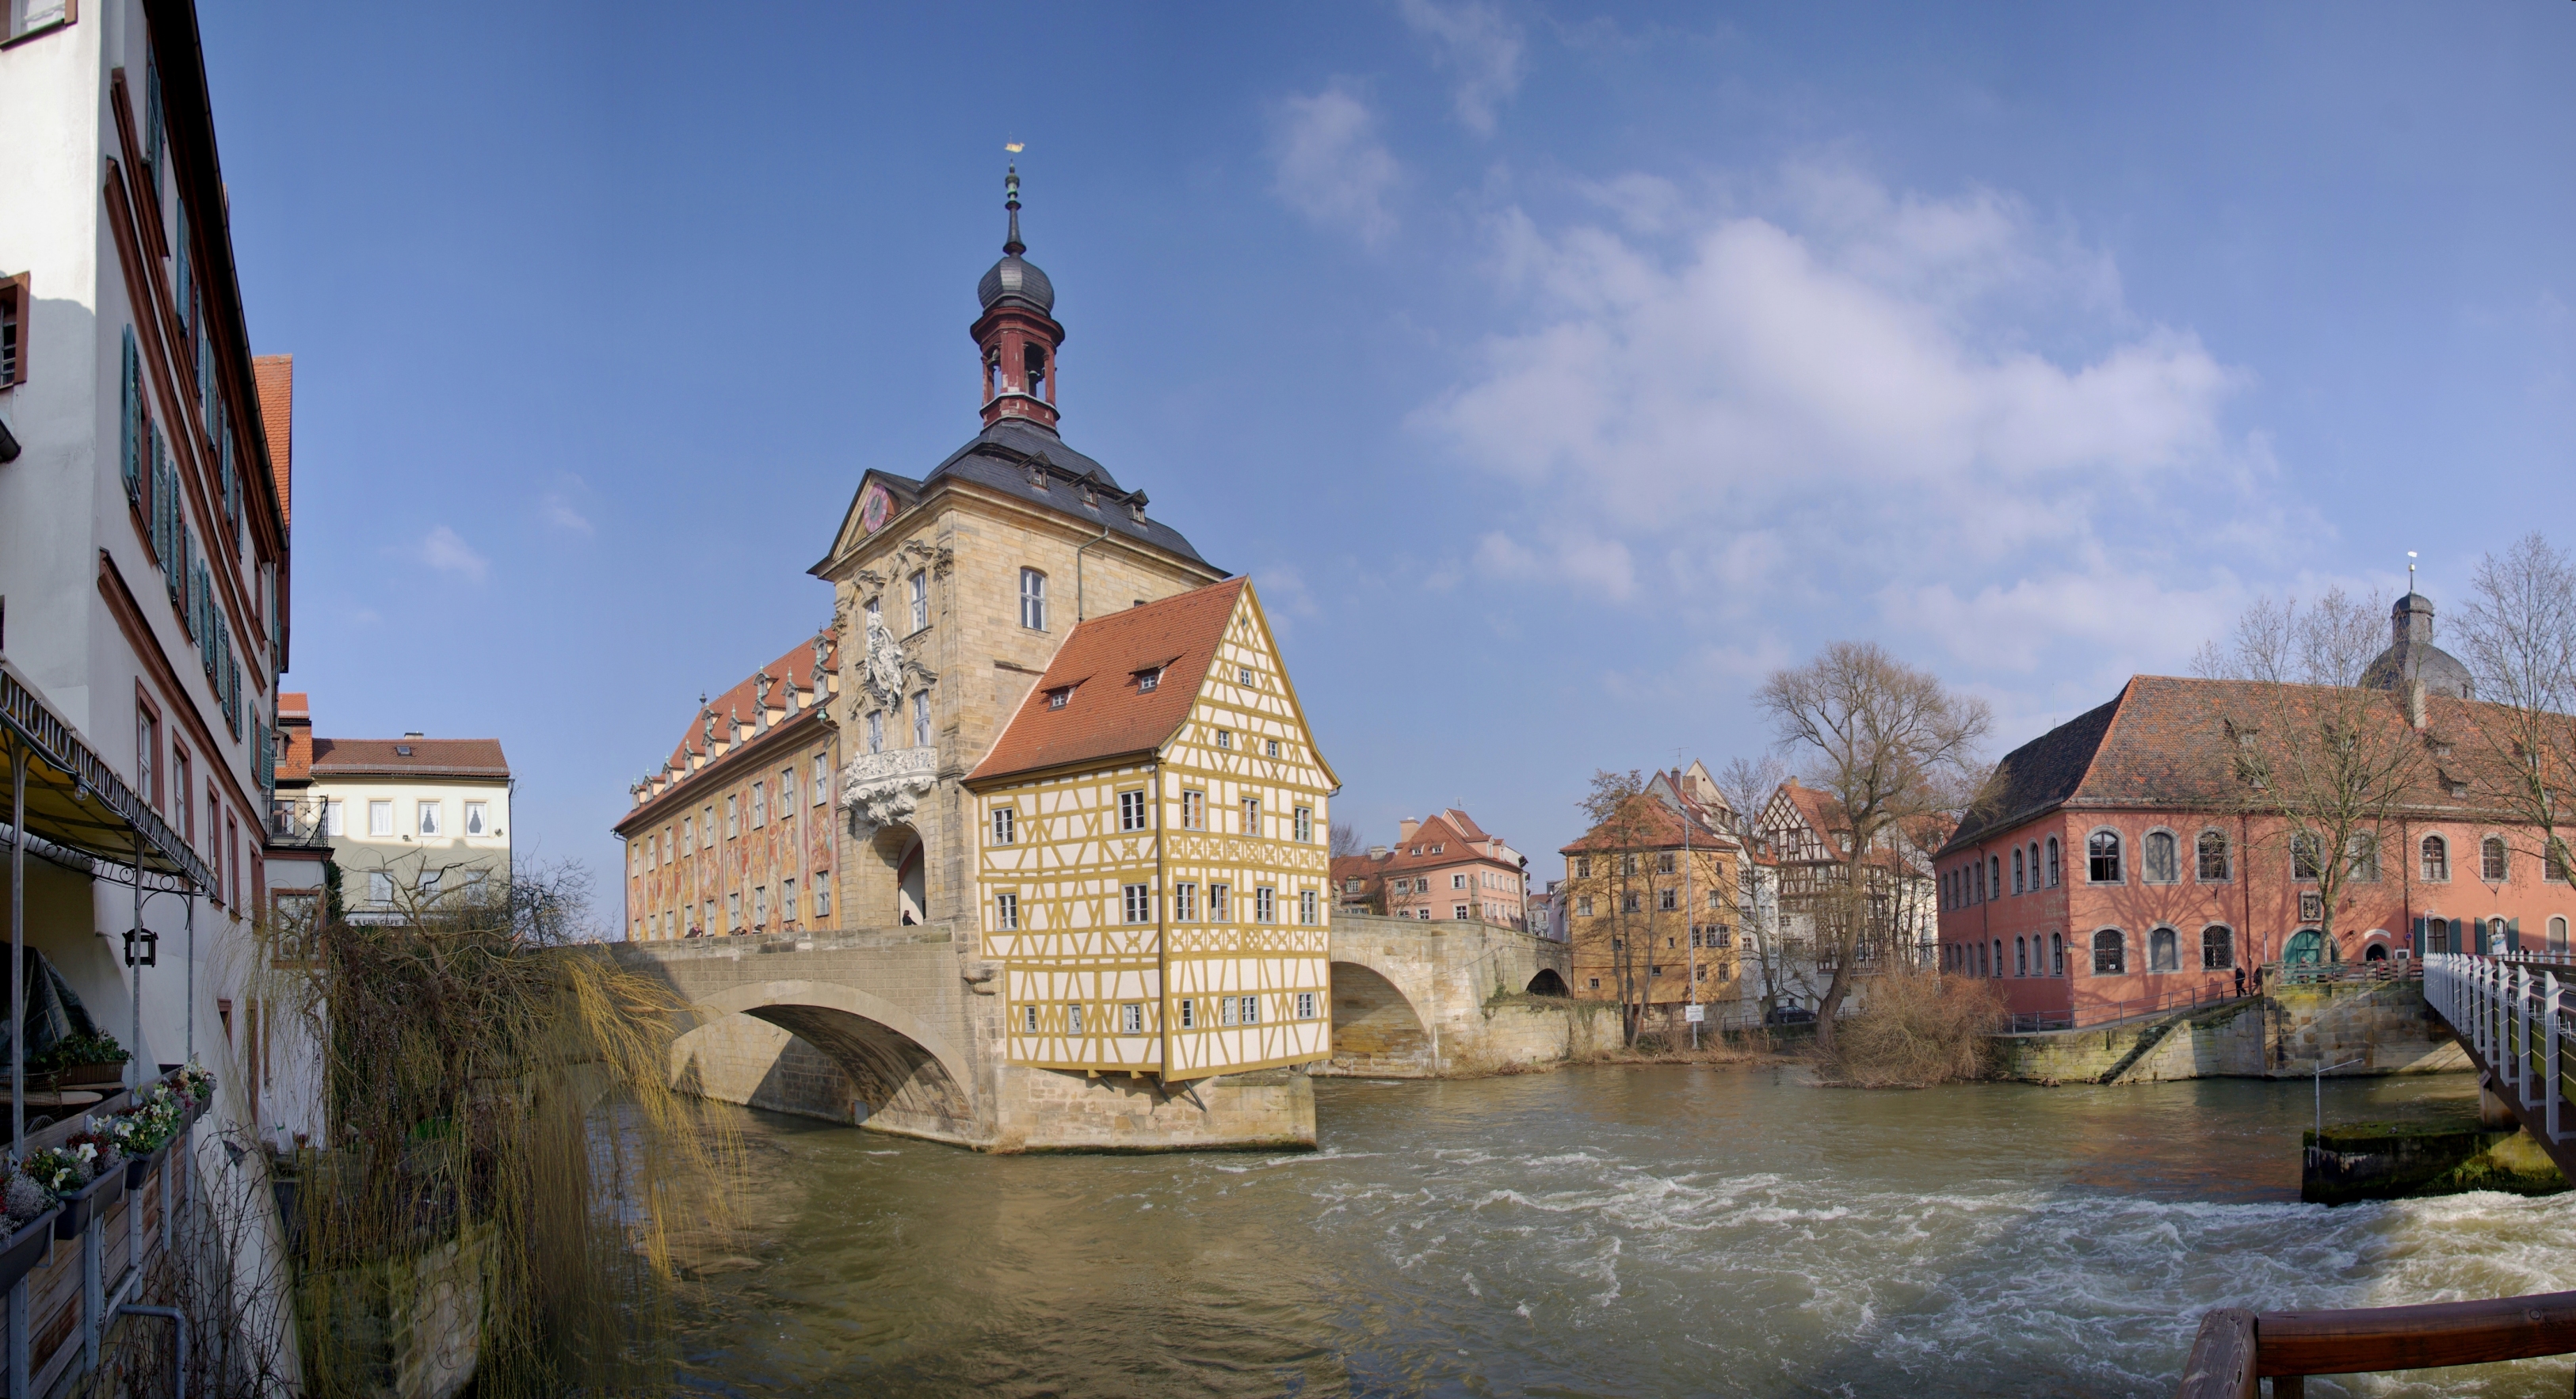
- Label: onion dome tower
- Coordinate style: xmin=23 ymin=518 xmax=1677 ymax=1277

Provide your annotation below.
xmin=973 ymin=164 xmax=1065 ymax=432
xmin=2361 ymin=590 xmax=2475 ymax=700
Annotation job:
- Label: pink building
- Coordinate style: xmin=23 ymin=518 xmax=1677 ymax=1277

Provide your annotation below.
xmin=1333 ymin=810 xmax=1528 ymax=928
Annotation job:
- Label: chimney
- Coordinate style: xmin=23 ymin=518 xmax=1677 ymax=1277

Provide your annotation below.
xmin=1368 ymin=845 xmax=1388 ymax=860
xmin=1398 ymin=818 xmax=1421 ymax=844
xmin=2407 ymin=679 xmax=2428 ymax=730
xmin=403 ymin=731 xmax=424 ymax=739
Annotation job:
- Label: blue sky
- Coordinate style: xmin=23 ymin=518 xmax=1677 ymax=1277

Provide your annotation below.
xmin=201 ymin=3 xmax=2576 ymax=909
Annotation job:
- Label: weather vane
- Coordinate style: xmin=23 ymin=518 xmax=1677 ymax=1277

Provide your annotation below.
xmin=1005 ymin=142 xmax=1024 ymax=154
xmin=2408 ymin=550 xmax=2418 ymax=591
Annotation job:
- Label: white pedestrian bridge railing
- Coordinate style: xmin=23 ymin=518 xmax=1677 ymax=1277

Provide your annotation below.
xmin=2422 ymin=951 xmax=2576 ymax=1146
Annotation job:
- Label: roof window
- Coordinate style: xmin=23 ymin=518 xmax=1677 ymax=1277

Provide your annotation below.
xmin=1135 ymin=667 xmax=1161 ymax=694
xmin=394 ymin=745 xmax=413 ymax=757
xmin=1045 ymin=688 xmax=1071 ymax=710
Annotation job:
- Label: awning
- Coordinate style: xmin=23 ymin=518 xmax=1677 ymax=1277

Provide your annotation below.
xmin=2 ymin=665 xmax=211 ymax=893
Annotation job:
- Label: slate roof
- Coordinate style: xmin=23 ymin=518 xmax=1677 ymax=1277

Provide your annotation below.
xmin=967 ymin=578 xmax=1249 ymax=786
xmin=1941 ymin=693 xmax=2124 ymax=853
xmin=309 ymin=738 xmax=509 ymax=781
xmin=828 ymin=419 xmax=1211 ymax=573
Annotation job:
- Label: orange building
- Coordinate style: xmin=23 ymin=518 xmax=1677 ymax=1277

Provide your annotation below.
xmin=616 ymin=633 xmax=841 ymax=939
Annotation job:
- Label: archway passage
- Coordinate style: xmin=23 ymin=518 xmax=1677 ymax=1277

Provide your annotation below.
xmin=2364 ymin=942 xmax=2389 ymax=962
xmin=661 ymin=978 xmax=980 ymax=1143
xmin=1325 ymin=961 xmax=1434 ymax=1077
xmin=896 ymin=842 xmax=925 ymax=926
xmin=745 ymin=1004 xmax=970 ymax=1135
xmin=1525 ymin=968 xmax=1569 ymax=997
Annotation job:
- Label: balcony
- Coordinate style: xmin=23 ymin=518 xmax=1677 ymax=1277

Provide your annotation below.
xmin=266 ymin=797 xmax=335 ymax=848
xmin=840 ymin=746 xmax=939 ymax=833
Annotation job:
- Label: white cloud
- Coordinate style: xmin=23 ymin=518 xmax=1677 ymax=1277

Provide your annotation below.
xmin=418 ymin=525 xmax=489 ymax=583
xmin=1397 ymin=0 xmax=1526 ymax=135
xmin=1419 ymin=165 xmax=2268 ymax=674
xmin=540 ymin=492 xmax=593 ymax=536
xmin=1272 ymin=83 xmax=1401 ymax=245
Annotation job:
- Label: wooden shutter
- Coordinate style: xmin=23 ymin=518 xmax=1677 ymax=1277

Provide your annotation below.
xmin=120 ymin=327 xmax=140 ymax=501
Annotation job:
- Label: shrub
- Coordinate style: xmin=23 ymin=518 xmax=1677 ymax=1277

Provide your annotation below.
xmin=1818 ymin=970 xmax=2007 ymax=1088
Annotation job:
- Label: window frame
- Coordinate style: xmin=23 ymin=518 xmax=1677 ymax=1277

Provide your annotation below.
xmin=2148 ymin=925 xmax=2181 ymax=974
xmin=2140 ymin=828 xmax=2181 ymax=885
xmin=2086 ymin=829 xmax=2123 ymax=884
xmin=2483 ymin=835 xmax=2510 ymax=882
xmin=1019 ymin=567 xmax=1048 ymax=631
xmin=2201 ymin=924 xmax=2234 ymax=970
xmin=907 ymin=569 xmax=929 ymax=635
xmin=994 ymin=891 xmax=1020 ymax=930
xmin=366 ymin=799 xmax=391 ymax=838
xmin=991 ymin=806 xmax=1017 ymax=844
xmin=2091 ymin=928 xmax=2126 ymax=976
xmin=1117 ymin=789 xmax=1147 ymax=833
xmin=1294 ymin=806 xmax=1314 ymax=843
xmin=2196 ymin=829 xmax=2231 ymax=882
xmin=2420 ymin=833 xmax=2450 ymax=883
xmin=1122 ymin=882 xmax=1152 ymax=924
xmin=416 ymin=800 xmax=442 ymax=838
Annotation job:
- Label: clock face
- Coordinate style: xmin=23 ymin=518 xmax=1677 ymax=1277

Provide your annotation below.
xmin=860 ymin=484 xmax=892 ymax=535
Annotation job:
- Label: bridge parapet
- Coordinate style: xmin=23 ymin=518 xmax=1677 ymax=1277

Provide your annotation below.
xmin=2425 ymin=952 xmax=2576 ymax=1181
xmin=1324 ymin=913 xmax=1607 ymax=1077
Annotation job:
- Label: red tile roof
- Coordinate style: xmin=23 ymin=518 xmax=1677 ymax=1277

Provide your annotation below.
xmin=968 ymin=578 xmax=1248 ymax=785
xmin=309 ymin=737 xmax=509 ymax=780
xmin=253 ymin=356 xmax=292 ymax=527
xmin=277 ymin=691 xmax=309 ymax=720
xmin=634 ymin=630 xmax=841 ymax=810
xmin=1356 ymin=811 xmax=1519 ymax=875
xmin=1560 ymin=791 xmax=1738 ymax=856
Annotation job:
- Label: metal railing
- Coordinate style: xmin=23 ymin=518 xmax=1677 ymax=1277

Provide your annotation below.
xmin=264 ymin=796 xmax=334 ymax=848
xmin=2423 ymin=951 xmax=2576 ymax=1149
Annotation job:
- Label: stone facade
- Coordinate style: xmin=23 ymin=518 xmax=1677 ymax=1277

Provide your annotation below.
xmin=1319 ymin=913 xmax=1601 ymax=1077
xmin=1994 ymin=978 xmax=2471 ymax=1084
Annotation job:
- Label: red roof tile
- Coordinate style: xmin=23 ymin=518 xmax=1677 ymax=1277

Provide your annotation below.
xmin=254 ymin=356 xmax=292 ymax=527
xmin=1355 ymin=812 xmax=1519 ymax=875
xmin=1560 ymin=791 xmax=1738 ymax=856
xmin=968 ymin=579 xmax=1248 ymax=785
xmin=309 ymin=737 xmax=509 ymax=780
xmin=648 ymin=631 xmax=840 ymax=783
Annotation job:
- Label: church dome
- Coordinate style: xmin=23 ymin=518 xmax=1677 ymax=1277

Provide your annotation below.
xmin=2360 ymin=591 xmax=2475 ymax=700
xmin=978 ymin=253 xmax=1054 ymax=314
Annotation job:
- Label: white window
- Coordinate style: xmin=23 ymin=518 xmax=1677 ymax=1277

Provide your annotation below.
xmin=1299 ymin=890 xmax=1319 ymax=924
xmin=814 ymin=878 xmax=831 ymax=919
xmin=1238 ymin=995 xmax=1260 ymax=1026
xmin=908 ymin=570 xmax=929 ymax=633
xmin=1022 ymin=1004 xmax=1038 ymax=1033
xmin=992 ymin=807 xmax=1017 ymax=844
xmin=726 ymin=893 xmax=741 ymax=932
xmin=322 ymin=799 xmax=345 ymax=836
xmin=867 ymin=710 xmax=883 ymax=754
xmin=1121 ymin=1003 xmax=1143 ymax=1035
xmin=419 ymin=869 xmax=440 ymax=898
xmin=1124 ymin=882 xmax=1152 ymax=924
xmin=1266 ymin=739 xmax=1280 ymax=758
xmin=1136 ymin=668 xmax=1160 ymax=694
xmin=1209 ymin=882 xmax=1231 ymax=921
xmin=464 ymin=801 xmax=488 ymax=837
xmin=1453 ymin=904 xmax=1469 ymax=920
xmin=995 ymin=891 xmax=1020 ymax=930
xmin=781 ymin=877 xmax=798 ymax=921
xmin=1119 ymin=790 xmax=1147 ymax=832
xmin=780 ymin=766 xmax=798 ymax=810
xmin=1220 ymin=997 xmax=1238 ymax=1027
xmin=812 ymin=754 xmax=829 ymax=804
xmin=1215 ymin=730 xmax=1232 ymax=750
xmin=1296 ymin=992 xmax=1317 ymax=1020
xmin=1294 ymin=806 xmax=1313 ymax=843
xmin=1020 ymin=568 xmax=1048 ymax=631
xmin=1179 ymin=998 xmax=1196 ymax=1029
xmin=1174 ymin=882 xmax=1198 ymax=921
xmin=1256 ymin=886 xmax=1276 ymax=923
xmin=1181 ymin=791 xmax=1206 ymax=829
xmin=1242 ymin=796 xmax=1261 ymax=833
xmin=417 ymin=801 xmax=441 ymax=837
xmin=753 ymin=885 xmax=769 ymax=925
xmin=367 ymin=871 xmax=393 ymax=905
xmin=1452 ymin=873 xmax=1468 ymax=890
xmin=368 ymin=800 xmax=393 ymax=837
xmin=912 ymin=691 xmax=930 ymax=749
xmin=751 ymin=782 xmax=768 ymax=829
xmin=1238 ymin=667 xmax=1254 ymax=685
xmin=1067 ymin=1004 xmax=1085 ymax=1035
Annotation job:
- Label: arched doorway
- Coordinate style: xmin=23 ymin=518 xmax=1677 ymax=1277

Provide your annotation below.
xmin=1324 ymin=962 xmax=1433 ymax=1076
xmin=2283 ymin=928 xmax=2327 ymax=966
xmin=864 ymin=823 xmax=927 ymax=928
xmin=2364 ymin=941 xmax=2388 ymax=962
xmin=1525 ymin=968 xmax=1569 ymax=997
xmin=896 ymin=840 xmax=925 ymax=926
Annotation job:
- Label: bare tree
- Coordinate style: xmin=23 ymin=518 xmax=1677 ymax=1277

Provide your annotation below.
xmin=1715 ymin=754 xmax=1788 ymax=842
xmin=1574 ymin=769 xmax=1670 ymax=1046
xmin=1329 ymin=821 xmax=1365 ymax=859
xmin=2456 ymin=533 xmax=2576 ymax=880
xmin=1757 ymin=642 xmax=1991 ymax=1048
xmin=2196 ymin=589 xmax=2429 ymax=965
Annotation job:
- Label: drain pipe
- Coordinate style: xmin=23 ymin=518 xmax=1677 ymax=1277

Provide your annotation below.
xmin=1073 ymin=522 xmax=1110 ymax=623
xmin=115 ymin=1303 xmax=187 ymax=1399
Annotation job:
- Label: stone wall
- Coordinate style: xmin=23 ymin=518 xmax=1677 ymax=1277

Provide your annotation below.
xmin=1995 ymin=979 xmax=2471 ymax=1085
xmin=1316 ymin=914 xmax=1608 ymax=1077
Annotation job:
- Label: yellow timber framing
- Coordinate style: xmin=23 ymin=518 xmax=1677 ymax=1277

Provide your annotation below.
xmin=964 ymin=583 xmax=1337 ymax=1085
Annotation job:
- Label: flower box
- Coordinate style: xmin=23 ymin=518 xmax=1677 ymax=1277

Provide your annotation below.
xmin=123 ymin=1142 xmax=168 ymax=1191
xmin=0 ymin=1208 xmax=57 ymax=1294
xmin=52 ymin=1165 xmax=125 ymax=1240
xmin=58 ymin=1062 xmax=126 ymax=1090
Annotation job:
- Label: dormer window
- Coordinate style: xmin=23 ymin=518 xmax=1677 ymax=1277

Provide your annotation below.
xmin=1135 ymin=668 xmax=1161 ymax=694
xmin=1046 ymin=687 xmax=1071 ymax=710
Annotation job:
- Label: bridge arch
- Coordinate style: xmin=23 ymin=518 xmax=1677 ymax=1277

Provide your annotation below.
xmin=1326 ymin=960 xmax=1437 ymax=1077
xmin=1525 ymin=967 xmax=1569 ymax=997
xmin=677 ymin=978 xmax=976 ymax=1140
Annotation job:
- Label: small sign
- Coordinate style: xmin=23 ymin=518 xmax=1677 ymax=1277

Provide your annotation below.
xmin=1685 ymin=1003 xmax=1706 ymax=1024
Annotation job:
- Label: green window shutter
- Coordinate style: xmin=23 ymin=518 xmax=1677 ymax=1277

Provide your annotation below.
xmin=120 ymin=329 xmax=140 ymax=501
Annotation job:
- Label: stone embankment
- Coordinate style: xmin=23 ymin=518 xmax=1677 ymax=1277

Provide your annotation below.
xmin=1994 ymin=978 xmax=2469 ymax=1085
xmin=2302 ymin=1120 xmax=2566 ymax=1203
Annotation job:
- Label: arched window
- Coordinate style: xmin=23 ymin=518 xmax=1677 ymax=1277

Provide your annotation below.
xmin=2143 ymin=830 xmax=2179 ymax=883
xmin=2051 ymin=932 xmax=2065 ymax=976
xmin=2493 ymin=917 xmax=2514 ymax=953
xmin=2088 ymin=830 xmax=2122 ymax=882
xmin=2013 ymin=848 xmax=2025 ymax=894
xmin=1979 ymin=941 xmax=1990 ymax=977
xmin=2092 ymin=928 xmax=2125 ymax=975
xmin=2553 ymin=840 xmax=2574 ymax=884
xmin=2483 ymin=837 xmax=2509 ymax=882
xmin=2202 ymin=925 xmax=2234 ymax=970
xmin=2046 ymin=837 xmax=2060 ymax=886
xmin=2150 ymin=926 xmax=2180 ymax=972
xmin=2346 ymin=833 xmax=2379 ymax=882
xmin=2553 ymin=917 xmax=2569 ymax=954
xmin=1991 ymin=856 xmax=2002 ymax=898
xmin=2196 ymin=829 xmax=2230 ymax=882
xmin=2291 ymin=832 xmax=2324 ymax=881
xmin=1019 ymin=568 xmax=1048 ymax=631
xmin=2421 ymin=835 xmax=2448 ymax=882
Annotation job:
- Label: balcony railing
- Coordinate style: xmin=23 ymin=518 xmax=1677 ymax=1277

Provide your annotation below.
xmin=266 ymin=796 xmax=334 ymax=848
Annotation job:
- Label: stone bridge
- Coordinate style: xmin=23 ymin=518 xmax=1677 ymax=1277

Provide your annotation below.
xmin=611 ymin=913 xmax=1603 ymax=1151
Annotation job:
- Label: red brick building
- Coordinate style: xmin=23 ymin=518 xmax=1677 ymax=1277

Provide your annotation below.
xmin=1937 ymin=594 xmax=2576 ymax=1027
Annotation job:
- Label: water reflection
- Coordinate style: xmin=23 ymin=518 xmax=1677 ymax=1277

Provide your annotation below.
xmin=672 ymin=1067 xmax=2576 ymax=1397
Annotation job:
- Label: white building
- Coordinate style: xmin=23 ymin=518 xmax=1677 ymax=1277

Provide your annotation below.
xmin=273 ymin=692 xmax=511 ymax=923
xmin=2 ymin=0 xmax=300 ymax=1385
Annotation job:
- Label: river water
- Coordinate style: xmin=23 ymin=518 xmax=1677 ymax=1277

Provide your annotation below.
xmin=670 ymin=1067 xmax=2576 ymax=1397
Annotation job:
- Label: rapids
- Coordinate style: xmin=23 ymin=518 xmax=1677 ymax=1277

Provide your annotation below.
xmin=672 ymin=1065 xmax=2576 ymax=1397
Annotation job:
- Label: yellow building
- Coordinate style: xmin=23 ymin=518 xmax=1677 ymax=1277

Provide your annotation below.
xmin=965 ymin=578 xmax=1336 ymax=1083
